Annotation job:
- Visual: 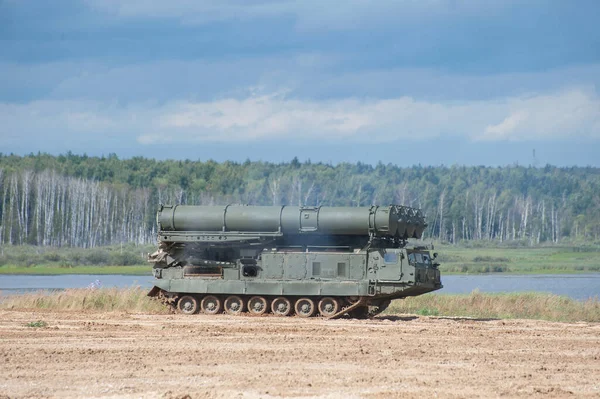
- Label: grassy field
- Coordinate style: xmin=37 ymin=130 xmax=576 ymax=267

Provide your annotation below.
xmin=436 ymin=244 xmax=600 ymax=274
xmin=0 ymin=265 xmax=150 ymax=275
xmin=0 ymin=244 xmax=153 ymax=275
xmin=0 ymin=242 xmax=599 ymax=275
xmin=385 ymin=291 xmax=600 ymax=322
xmin=2 ymin=288 xmax=598 ymax=322
xmin=0 ymin=287 xmax=167 ymax=313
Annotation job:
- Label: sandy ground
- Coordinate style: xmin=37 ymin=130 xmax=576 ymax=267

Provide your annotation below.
xmin=0 ymin=310 xmax=599 ymax=399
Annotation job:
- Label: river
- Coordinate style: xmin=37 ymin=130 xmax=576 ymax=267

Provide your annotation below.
xmin=0 ymin=273 xmax=598 ymax=301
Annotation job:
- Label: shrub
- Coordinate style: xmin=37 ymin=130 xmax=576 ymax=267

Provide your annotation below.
xmin=44 ymin=252 xmax=62 ymax=262
xmin=416 ymin=308 xmax=439 ymax=316
xmin=84 ymin=249 xmax=110 ymax=265
xmin=473 ymin=256 xmax=510 ymax=262
xmin=69 ymin=252 xmax=83 ymax=264
xmin=109 ymin=251 xmax=143 ymax=266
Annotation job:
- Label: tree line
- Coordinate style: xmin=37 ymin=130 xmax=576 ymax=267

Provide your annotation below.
xmin=0 ymin=152 xmax=599 ymax=247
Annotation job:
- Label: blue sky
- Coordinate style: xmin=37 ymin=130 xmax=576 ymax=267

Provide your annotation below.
xmin=1 ymin=0 xmax=599 ymax=166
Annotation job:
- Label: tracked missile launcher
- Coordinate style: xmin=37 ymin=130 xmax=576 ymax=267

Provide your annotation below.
xmin=148 ymin=204 xmax=442 ymax=318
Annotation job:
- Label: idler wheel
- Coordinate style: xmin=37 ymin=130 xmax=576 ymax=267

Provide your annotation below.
xmin=294 ymin=298 xmax=315 ymax=318
xmin=271 ymin=297 xmax=292 ymax=317
xmin=318 ymin=297 xmax=340 ymax=317
xmin=201 ymin=295 xmax=222 ymax=315
xmin=247 ymin=296 xmax=268 ymax=316
xmin=177 ymin=295 xmax=199 ymax=315
xmin=224 ymin=295 xmax=245 ymax=315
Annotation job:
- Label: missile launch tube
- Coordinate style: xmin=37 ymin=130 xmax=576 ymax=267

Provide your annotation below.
xmin=157 ymin=204 xmax=426 ymax=239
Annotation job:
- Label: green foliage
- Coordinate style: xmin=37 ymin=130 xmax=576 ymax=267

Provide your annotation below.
xmin=25 ymin=320 xmax=48 ymax=328
xmin=0 ymin=244 xmax=153 ymax=269
xmin=3 ymin=243 xmax=598 ymax=275
xmin=472 ymin=256 xmax=510 ymax=263
xmin=84 ymin=249 xmax=110 ymax=265
xmin=0 ymin=265 xmax=149 ymax=275
xmin=109 ymin=251 xmax=143 ymax=266
xmin=415 ymin=307 xmax=440 ymax=316
xmin=438 ymin=243 xmax=600 ymax=274
xmin=43 ymin=252 xmax=62 ymax=262
xmin=1 ymin=153 xmax=600 ymax=247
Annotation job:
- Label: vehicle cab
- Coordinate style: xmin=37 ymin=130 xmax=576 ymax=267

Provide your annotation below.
xmin=368 ymin=245 xmax=442 ymax=297
xmin=405 ymin=246 xmax=442 ymax=289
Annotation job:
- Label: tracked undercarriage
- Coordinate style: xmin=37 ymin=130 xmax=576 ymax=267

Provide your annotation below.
xmin=150 ymin=286 xmax=393 ymax=319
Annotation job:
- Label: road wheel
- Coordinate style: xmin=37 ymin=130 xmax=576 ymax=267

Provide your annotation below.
xmin=177 ymin=295 xmax=198 ymax=315
xmin=201 ymin=295 xmax=222 ymax=315
xmin=318 ymin=297 xmax=340 ymax=317
xmin=271 ymin=297 xmax=292 ymax=316
xmin=224 ymin=295 xmax=245 ymax=315
xmin=294 ymin=298 xmax=315 ymax=318
xmin=247 ymin=296 xmax=268 ymax=316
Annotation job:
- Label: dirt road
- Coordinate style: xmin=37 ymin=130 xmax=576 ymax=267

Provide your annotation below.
xmin=0 ymin=310 xmax=598 ymax=398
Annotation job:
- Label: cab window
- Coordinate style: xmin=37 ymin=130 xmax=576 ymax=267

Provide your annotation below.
xmin=407 ymin=252 xmax=431 ymax=265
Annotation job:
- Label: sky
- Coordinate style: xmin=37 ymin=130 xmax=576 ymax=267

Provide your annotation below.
xmin=1 ymin=0 xmax=599 ymax=166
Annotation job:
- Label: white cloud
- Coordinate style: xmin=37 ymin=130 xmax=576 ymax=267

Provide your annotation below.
xmin=478 ymin=89 xmax=600 ymax=141
xmin=483 ymin=112 xmax=528 ymax=140
xmin=5 ymin=57 xmax=597 ymax=106
xmin=2 ymin=87 xmax=598 ymax=146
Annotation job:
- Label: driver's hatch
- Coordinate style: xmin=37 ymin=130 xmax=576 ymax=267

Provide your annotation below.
xmin=374 ymin=250 xmax=402 ymax=281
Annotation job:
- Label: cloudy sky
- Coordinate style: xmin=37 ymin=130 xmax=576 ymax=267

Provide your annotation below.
xmin=1 ymin=0 xmax=599 ymax=166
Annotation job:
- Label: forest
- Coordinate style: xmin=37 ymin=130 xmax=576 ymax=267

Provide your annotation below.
xmin=0 ymin=152 xmax=599 ymax=248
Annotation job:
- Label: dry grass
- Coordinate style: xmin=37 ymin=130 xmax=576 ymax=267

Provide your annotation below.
xmin=2 ymin=288 xmax=599 ymax=322
xmin=0 ymin=287 xmax=168 ymax=314
xmin=386 ymin=290 xmax=600 ymax=322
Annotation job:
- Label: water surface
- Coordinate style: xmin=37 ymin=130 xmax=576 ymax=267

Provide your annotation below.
xmin=0 ymin=274 xmax=153 ymax=296
xmin=0 ymin=273 xmax=597 ymax=301
xmin=440 ymin=274 xmax=599 ymax=301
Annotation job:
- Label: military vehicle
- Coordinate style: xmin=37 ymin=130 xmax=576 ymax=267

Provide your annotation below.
xmin=148 ymin=204 xmax=442 ymax=318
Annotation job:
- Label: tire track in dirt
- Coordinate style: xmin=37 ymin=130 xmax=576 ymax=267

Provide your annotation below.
xmin=0 ymin=310 xmax=598 ymax=398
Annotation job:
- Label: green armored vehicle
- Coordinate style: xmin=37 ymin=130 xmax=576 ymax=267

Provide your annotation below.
xmin=148 ymin=204 xmax=442 ymax=318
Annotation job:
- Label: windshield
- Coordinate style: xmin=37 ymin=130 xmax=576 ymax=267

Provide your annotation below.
xmin=408 ymin=252 xmax=431 ymax=266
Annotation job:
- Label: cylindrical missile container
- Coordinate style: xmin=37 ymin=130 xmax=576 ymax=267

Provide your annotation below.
xmin=157 ymin=204 xmax=427 ymax=239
